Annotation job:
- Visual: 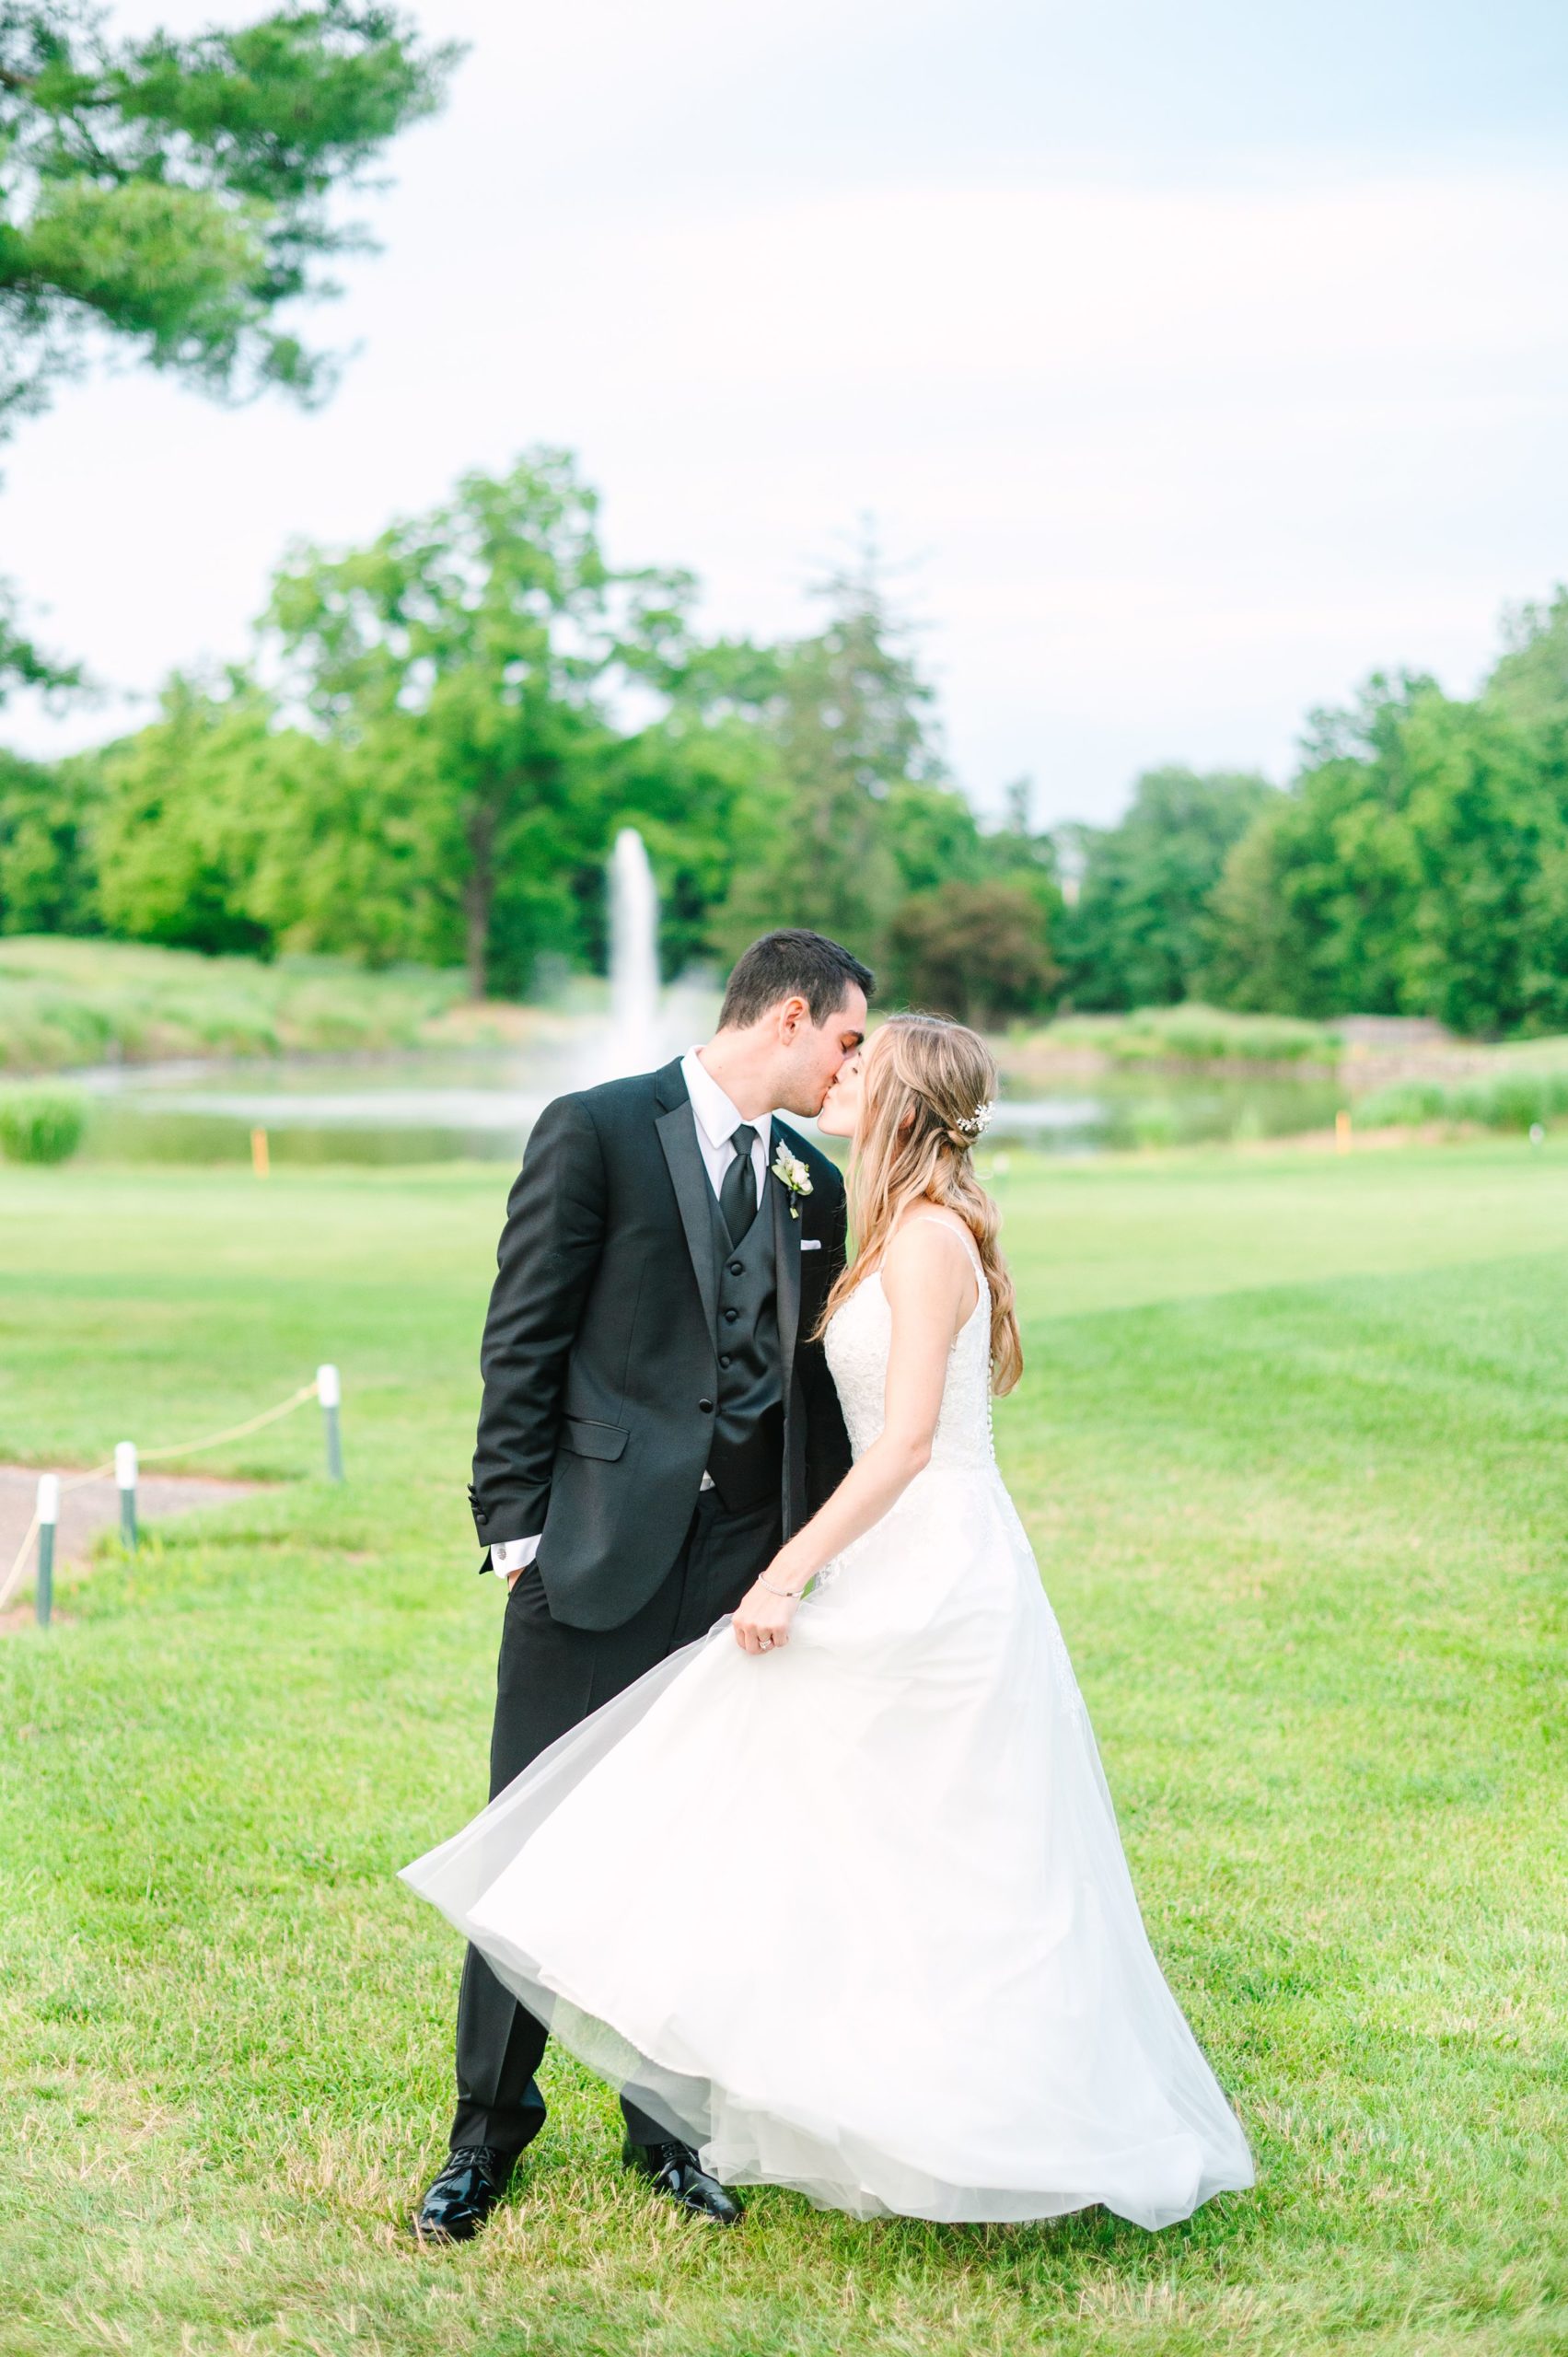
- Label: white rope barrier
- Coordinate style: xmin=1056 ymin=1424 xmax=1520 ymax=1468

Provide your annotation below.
xmin=0 ymin=1375 xmax=329 ymax=1617
xmin=1 ymin=1506 xmax=41 ymax=1620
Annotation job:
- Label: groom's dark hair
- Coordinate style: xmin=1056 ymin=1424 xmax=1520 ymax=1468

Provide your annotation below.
xmin=720 ymin=929 xmax=875 ymax=1029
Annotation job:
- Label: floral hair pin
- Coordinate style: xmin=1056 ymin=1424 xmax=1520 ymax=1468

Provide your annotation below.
xmin=956 ymin=1102 xmax=994 ymax=1139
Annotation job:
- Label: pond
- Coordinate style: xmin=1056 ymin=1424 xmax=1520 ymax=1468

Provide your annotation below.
xmin=73 ymin=1042 xmax=1346 ymax=1166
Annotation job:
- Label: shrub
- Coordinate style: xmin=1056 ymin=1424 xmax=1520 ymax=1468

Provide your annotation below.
xmin=1062 ymin=1004 xmax=1341 ymax=1066
xmin=0 ymin=1088 xmax=87 ymax=1164
xmin=889 ymin=881 xmax=1061 ymax=1026
xmin=1472 ymin=1071 xmax=1568 ymax=1130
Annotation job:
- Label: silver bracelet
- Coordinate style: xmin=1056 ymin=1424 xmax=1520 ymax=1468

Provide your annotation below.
xmin=757 ymin=1571 xmax=803 ymax=1599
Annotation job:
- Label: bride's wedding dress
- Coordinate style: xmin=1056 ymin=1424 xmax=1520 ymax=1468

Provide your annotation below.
xmin=402 ymin=1222 xmax=1254 ymax=2226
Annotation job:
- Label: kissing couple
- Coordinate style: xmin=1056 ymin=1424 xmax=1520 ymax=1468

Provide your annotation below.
xmin=403 ymin=927 xmax=1254 ymax=2236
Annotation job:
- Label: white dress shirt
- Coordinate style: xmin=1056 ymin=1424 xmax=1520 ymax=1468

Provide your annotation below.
xmin=490 ymin=1049 xmax=773 ymax=1576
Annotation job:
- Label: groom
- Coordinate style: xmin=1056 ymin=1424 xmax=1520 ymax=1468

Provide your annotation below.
xmin=413 ymin=927 xmax=873 ymax=2242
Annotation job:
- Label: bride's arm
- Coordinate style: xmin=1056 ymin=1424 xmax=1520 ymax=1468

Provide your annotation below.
xmin=731 ymin=1221 xmax=975 ymax=1654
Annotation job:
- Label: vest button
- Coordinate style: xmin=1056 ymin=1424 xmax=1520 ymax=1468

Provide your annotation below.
xmin=724 ymin=1306 xmax=738 ymax=1322
xmin=728 ymin=1260 xmax=743 ymax=1276
xmin=719 ymin=1353 xmax=732 ymax=1368
xmin=698 ymin=1397 xmax=714 ymax=1413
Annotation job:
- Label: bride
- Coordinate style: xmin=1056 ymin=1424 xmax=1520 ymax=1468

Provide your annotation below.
xmin=403 ymin=1013 xmax=1255 ymax=2229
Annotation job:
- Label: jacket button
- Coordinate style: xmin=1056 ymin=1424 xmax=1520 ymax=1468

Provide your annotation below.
xmin=728 ymin=1260 xmax=743 ymax=1276
xmin=699 ymin=1398 xmax=714 ymax=1413
xmin=724 ymin=1306 xmax=738 ymax=1322
xmin=719 ymin=1353 xmax=732 ymax=1369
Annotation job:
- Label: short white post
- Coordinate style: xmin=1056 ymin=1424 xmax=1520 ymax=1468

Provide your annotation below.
xmin=115 ymin=1440 xmax=138 ymax=1552
xmin=35 ymin=1474 xmax=59 ymax=1627
xmin=318 ymin=1364 xmax=344 ymax=1483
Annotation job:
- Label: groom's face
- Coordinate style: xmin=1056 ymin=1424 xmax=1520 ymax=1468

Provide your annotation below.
xmin=772 ymin=988 xmax=867 ymax=1120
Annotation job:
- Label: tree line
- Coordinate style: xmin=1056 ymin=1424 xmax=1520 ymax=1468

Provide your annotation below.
xmin=1063 ymin=596 xmax=1568 ymax=1038
xmin=0 ymin=450 xmax=1064 ymax=1019
xmin=4 ymin=444 xmax=1568 ymax=1039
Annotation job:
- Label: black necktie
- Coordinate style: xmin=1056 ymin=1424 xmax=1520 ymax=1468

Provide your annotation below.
xmin=720 ymin=1123 xmax=759 ymax=1246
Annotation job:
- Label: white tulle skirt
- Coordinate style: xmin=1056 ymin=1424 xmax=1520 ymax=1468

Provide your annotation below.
xmin=402 ymin=1466 xmax=1255 ymax=2227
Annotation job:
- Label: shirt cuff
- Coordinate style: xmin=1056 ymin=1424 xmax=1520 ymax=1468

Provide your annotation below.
xmin=490 ymin=1534 xmax=540 ymax=1578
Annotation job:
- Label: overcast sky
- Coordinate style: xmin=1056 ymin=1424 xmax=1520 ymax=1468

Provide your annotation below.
xmin=5 ymin=0 xmax=1567 ymax=822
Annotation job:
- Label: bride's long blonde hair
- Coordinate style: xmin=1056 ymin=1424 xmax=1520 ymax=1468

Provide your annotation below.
xmin=815 ymin=1013 xmax=1023 ymax=1396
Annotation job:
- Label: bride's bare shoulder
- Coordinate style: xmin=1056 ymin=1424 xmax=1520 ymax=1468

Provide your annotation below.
xmin=889 ymin=1207 xmax=974 ymax=1257
xmin=880 ymin=1211 xmax=978 ymax=1304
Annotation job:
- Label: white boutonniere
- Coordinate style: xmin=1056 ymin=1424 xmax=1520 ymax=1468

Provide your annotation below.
xmin=771 ymin=1144 xmax=813 ymax=1219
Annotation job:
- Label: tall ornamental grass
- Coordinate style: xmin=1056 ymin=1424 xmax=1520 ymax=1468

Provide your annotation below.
xmin=1040 ymin=1004 xmax=1342 ymax=1065
xmin=0 ymin=936 xmax=469 ymax=1073
xmin=1358 ymin=1066 xmax=1568 ymax=1131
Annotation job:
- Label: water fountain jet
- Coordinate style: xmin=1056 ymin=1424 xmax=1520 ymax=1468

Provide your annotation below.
xmin=603 ymin=827 xmax=662 ymax=1078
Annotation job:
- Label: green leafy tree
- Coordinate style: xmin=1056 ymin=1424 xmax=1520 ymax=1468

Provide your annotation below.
xmin=714 ymin=552 xmax=947 ymax=967
xmin=0 ymin=1 xmax=455 ymax=412
xmin=1063 ymin=764 xmax=1279 ymax=1009
xmin=0 ymin=579 xmax=77 ymax=702
xmin=978 ymin=773 xmax=1063 ymax=923
xmin=595 ymin=710 xmax=784 ymax=981
xmin=1487 ymin=587 xmax=1568 ymax=728
xmin=1203 ymin=676 xmax=1568 ymax=1035
xmin=0 ymin=0 xmax=457 ymax=691
xmin=265 ymin=450 xmax=696 ymax=996
xmin=0 ymin=739 xmax=98 ymax=929
xmin=1197 ymin=801 xmax=1310 ymax=1014
xmin=587 ymin=633 xmax=796 ymax=979
xmin=1392 ymin=691 xmax=1568 ymax=1033
xmin=91 ymin=670 xmax=331 ymax=955
xmin=882 ymin=776 xmax=986 ymax=899
xmin=1202 ymin=680 xmax=1423 ymax=1017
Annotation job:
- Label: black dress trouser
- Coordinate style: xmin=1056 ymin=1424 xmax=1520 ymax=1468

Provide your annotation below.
xmin=450 ymin=1484 xmax=784 ymax=2160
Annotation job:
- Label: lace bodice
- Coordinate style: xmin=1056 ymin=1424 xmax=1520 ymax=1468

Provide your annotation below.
xmin=823 ymin=1218 xmax=996 ymax=1474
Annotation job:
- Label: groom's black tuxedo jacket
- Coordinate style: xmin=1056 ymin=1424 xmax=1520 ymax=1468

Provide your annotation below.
xmin=469 ymin=1056 xmax=853 ymax=1631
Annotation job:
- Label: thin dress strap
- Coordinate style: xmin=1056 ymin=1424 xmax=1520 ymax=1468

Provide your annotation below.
xmin=896 ymin=1213 xmax=986 ymax=1313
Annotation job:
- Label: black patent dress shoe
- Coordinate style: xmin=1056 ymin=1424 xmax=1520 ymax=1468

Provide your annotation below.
xmin=622 ymin=2135 xmax=743 ymax=2224
xmin=411 ymin=2145 xmax=514 ymax=2243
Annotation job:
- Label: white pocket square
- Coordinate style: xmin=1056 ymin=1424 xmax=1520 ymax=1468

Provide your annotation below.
xmin=800 ymin=1237 xmax=822 ymax=1251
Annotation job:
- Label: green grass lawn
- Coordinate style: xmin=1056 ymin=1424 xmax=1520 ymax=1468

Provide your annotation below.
xmin=2 ymin=1142 xmax=1564 ymax=2356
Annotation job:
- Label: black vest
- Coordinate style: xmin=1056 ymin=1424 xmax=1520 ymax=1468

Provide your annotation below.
xmin=703 ymin=1178 xmax=784 ymax=1512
